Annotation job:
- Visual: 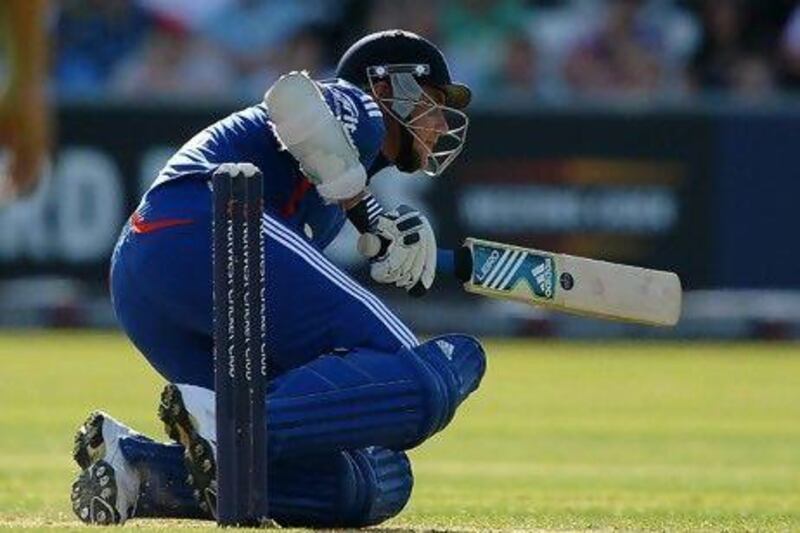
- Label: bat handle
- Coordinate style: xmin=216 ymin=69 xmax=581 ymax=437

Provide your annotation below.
xmin=437 ymin=247 xmax=473 ymax=283
xmin=357 ymin=232 xmax=389 ymax=259
xmin=437 ymin=249 xmax=455 ymax=275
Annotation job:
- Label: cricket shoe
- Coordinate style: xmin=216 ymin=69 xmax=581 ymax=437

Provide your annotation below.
xmin=70 ymin=411 xmax=141 ymax=525
xmin=158 ymin=383 xmax=219 ymax=518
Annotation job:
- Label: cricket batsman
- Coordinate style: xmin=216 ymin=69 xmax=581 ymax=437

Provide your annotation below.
xmin=70 ymin=30 xmax=486 ymax=527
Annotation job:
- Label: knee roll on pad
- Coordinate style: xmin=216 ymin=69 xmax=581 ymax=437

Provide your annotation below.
xmin=271 ymin=448 xmax=412 ymax=528
xmin=406 ymin=334 xmax=487 ymax=441
xmin=423 ymin=334 xmax=487 ymax=403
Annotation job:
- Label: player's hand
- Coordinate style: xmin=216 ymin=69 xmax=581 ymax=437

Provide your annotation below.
xmin=357 ymin=205 xmax=436 ymax=296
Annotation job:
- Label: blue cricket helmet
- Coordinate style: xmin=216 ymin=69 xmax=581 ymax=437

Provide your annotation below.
xmin=336 ymin=29 xmax=471 ymax=110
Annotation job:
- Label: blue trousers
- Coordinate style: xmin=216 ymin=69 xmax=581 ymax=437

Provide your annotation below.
xmin=110 ymin=178 xmax=485 ymax=525
xmin=111 ymin=179 xmax=417 ymax=386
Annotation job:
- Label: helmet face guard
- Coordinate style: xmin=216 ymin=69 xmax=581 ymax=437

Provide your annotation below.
xmin=367 ymin=64 xmax=468 ymax=177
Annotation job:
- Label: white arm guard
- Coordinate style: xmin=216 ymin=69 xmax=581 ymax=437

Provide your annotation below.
xmin=264 ymin=71 xmax=367 ymax=203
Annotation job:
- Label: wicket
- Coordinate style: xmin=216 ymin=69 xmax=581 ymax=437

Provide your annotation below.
xmin=212 ymin=163 xmax=268 ymax=526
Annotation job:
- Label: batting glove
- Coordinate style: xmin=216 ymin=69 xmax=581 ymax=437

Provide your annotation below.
xmin=357 ymin=205 xmax=437 ymax=296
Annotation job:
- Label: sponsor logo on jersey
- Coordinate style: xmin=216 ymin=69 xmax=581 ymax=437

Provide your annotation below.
xmin=360 ymin=93 xmax=384 ymax=118
xmin=329 ymin=86 xmax=359 ymax=138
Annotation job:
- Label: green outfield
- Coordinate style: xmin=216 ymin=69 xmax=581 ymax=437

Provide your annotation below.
xmin=0 ymin=332 xmax=798 ymax=531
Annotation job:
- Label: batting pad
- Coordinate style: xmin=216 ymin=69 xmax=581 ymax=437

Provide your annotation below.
xmin=269 ymin=447 xmax=412 ymax=528
xmin=267 ymin=335 xmax=486 ymax=459
xmin=118 ymin=435 xmax=413 ymax=526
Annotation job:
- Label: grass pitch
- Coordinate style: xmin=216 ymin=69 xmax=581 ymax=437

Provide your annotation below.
xmin=0 ymin=332 xmax=798 ymax=531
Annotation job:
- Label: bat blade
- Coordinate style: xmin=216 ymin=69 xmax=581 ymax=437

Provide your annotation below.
xmin=464 ymin=238 xmax=682 ymax=326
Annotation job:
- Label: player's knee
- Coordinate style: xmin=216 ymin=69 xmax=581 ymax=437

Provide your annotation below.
xmin=341 ymin=447 xmax=413 ymax=527
xmin=405 ymin=334 xmax=487 ymax=443
xmin=425 ymin=334 xmax=487 ymax=402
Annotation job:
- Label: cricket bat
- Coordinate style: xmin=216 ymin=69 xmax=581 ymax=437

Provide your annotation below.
xmin=360 ymin=234 xmax=682 ymax=326
xmin=445 ymin=238 xmax=682 ymax=326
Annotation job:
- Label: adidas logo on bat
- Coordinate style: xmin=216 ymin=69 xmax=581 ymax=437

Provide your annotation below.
xmin=531 ymin=258 xmax=553 ymax=298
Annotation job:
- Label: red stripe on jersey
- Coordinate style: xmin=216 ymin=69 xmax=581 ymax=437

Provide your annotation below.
xmin=130 ymin=211 xmax=194 ymax=234
xmin=280 ymin=178 xmax=313 ymax=217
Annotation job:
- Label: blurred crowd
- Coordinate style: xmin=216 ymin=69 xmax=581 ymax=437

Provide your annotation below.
xmin=51 ymin=0 xmax=800 ymax=104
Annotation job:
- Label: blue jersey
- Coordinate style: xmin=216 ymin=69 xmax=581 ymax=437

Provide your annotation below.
xmin=150 ymin=78 xmax=386 ymax=249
